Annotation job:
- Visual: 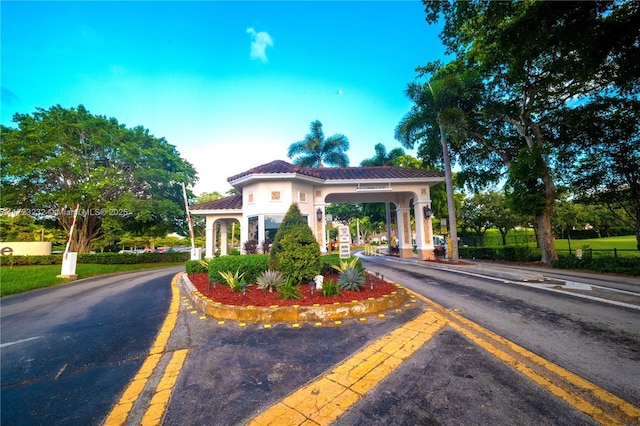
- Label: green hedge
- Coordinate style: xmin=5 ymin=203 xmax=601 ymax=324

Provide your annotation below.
xmin=185 ymin=260 xmax=208 ymax=274
xmin=0 ymin=252 xmax=189 ymax=266
xmin=206 ymin=254 xmax=269 ymax=285
xmin=459 ymin=245 xmax=541 ymax=262
xmin=553 ymin=256 xmax=640 ymax=276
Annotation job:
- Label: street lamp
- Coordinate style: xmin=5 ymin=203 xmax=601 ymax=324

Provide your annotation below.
xmin=316 ymin=208 xmax=323 ymax=222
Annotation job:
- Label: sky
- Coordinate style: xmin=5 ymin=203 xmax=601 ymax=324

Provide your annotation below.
xmin=1 ymin=1 xmax=447 ymax=196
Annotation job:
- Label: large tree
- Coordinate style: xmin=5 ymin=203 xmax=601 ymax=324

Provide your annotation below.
xmin=1 ymin=105 xmax=197 ymax=252
xmin=287 ymin=120 xmax=350 ymax=167
xmin=418 ymin=0 xmax=639 ymax=263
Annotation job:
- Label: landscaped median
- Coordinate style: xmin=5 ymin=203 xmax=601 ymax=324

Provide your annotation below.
xmin=179 ymin=273 xmax=410 ymax=323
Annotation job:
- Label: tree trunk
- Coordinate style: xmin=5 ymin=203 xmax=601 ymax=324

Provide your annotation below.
xmin=440 ymin=124 xmax=459 ymax=262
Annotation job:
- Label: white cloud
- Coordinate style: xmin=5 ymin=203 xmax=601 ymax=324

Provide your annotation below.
xmin=246 ymin=27 xmax=273 ymax=63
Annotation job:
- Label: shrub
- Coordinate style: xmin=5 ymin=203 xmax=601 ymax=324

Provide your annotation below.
xmin=338 ymin=268 xmax=365 ymax=291
xmin=269 ymin=204 xmax=321 ymax=284
xmin=244 ymin=240 xmax=258 ymax=254
xmin=186 ymin=260 xmax=208 ymax=274
xmin=207 ymin=254 xmax=268 ymax=284
xmin=256 ymin=269 xmax=286 ymax=293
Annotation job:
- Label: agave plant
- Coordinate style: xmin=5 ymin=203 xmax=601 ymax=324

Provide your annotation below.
xmin=337 ymin=267 xmax=365 ymax=291
xmin=218 ymin=268 xmax=246 ymax=293
xmin=256 ymin=269 xmax=286 ymax=293
xmin=331 ymin=257 xmax=360 ymax=273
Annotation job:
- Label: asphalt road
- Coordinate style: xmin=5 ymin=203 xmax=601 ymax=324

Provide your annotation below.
xmin=0 ymin=266 xmax=183 ymax=426
xmin=1 ymin=260 xmax=639 ymax=425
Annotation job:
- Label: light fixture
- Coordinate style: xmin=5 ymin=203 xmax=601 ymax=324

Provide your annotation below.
xmin=316 ymin=208 xmax=323 ymax=222
xmin=423 ymin=204 xmax=432 ymax=218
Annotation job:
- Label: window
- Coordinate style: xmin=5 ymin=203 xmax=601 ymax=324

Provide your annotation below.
xmin=298 ymin=191 xmax=307 ymax=203
xmin=271 ymin=191 xmax=280 ymax=201
xmin=264 ymin=215 xmax=284 ymax=242
xmin=248 ymin=193 xmax=254 ymax=203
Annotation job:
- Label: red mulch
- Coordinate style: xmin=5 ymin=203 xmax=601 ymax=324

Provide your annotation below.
xmin=187 ymin=273 xmax=400 ymax=307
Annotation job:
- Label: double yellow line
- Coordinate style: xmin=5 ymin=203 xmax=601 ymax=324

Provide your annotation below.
xmin=251 ymin=290 xmax=640 ymax=425
xmin=103 ymin=273 xmax=188 ymax=426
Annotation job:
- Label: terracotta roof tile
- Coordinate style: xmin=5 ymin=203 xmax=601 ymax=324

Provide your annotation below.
xmin=191 ymin=194 xmax=242 ymax=211
xmin=227 ymin=160 xmax=443 ymax=184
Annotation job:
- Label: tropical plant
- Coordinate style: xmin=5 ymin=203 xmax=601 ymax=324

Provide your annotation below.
xmin=278 ymin=277 xmax=300 ymax=300
xmin=218 ymin=268 xmax=245 ymax=293
xmin=256 ymin=269 xmax=286 ymax=293
xmin=337 ymin=267 xmax=365 ymax=291
xmin=330 ymin=257 xmax=360 ymax=273
xmin=287 ymin=120 xmax=350 ymax=167
xmin=322 ymin=279 xmax=341 ymax=297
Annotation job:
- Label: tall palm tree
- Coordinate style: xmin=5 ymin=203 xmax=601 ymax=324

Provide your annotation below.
xmin=288 ymin=120 xmax=350 ymax=167
xmin=395 ymin=71 xmax=471 ymax=262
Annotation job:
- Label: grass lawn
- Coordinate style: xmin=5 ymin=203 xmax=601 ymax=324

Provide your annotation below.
xmin=554 ymin=235 xmax=639 ymax=258
xmin=0 ymin=262 xmax=183 ymax=297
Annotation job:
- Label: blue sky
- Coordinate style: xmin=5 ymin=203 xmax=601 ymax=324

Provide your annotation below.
xmin=1 ymin=1 xmax=446 ymax=195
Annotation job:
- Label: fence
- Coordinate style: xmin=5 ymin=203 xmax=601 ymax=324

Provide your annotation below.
xmin=557 ymin=248 xmax=640 ymax=259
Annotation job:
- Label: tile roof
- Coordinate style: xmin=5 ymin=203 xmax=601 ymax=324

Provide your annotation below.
xmin=227 ymin=160 xmax=443 ymax=183
xmin=191 ymin=194 xmax=242 ymax=211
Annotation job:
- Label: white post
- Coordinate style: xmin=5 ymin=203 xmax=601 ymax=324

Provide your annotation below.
xmin=59 ymin=203 xmax=80 ymax=279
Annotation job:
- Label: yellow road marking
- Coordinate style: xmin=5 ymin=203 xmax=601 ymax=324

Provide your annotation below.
xmin=103 ymin=272 xmax=182 ymax=426
xmin=247 ymin=310 xmax=446 ymax=426
xmin=140 ymin=348 xmax=189 ymax=426
xmin=408 ymin=290 xmax=640 ymax=425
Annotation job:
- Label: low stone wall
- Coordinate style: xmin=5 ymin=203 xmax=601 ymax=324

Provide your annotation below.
xmin=179 ymin=273 xmax=410 ymax=323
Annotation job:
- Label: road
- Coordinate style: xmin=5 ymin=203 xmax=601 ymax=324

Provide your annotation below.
xmin=0 ymin=266 xmax=183 ymax=426
xmin=1 ymin=260 xmax=639 ymax=425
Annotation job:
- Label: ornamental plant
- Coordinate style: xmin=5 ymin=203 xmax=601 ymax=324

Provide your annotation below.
xmin=322 ymin=279 xmax=341 ymax=297
xmin=278 ymin=277 xmax=301 ymax=300
xmin=337 ymin=267 xmax=365 ymax=291
xmin=256 ymin=269 xmax=286 ymax=293
xmin=269 ymin=203 xmax=321 ymax=284
xmin=218 ymin=268 xmax=245 ymax=293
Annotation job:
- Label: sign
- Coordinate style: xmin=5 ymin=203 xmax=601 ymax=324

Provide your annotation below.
xmin=338 ymin=225 xmax=351 ymax=243
xmin=339 ymin=243 xmax=351 ymax=259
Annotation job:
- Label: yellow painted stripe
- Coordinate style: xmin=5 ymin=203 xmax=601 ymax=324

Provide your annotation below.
xmin=140 ymin=348 xmax=189 ymax=426
xmin=103 ymin=273 xmax=182 ymax=426
xmin=408 ymin=290 xmax=640 ymax=425
xmin=247 ymin=310 xmax=446 ymax=426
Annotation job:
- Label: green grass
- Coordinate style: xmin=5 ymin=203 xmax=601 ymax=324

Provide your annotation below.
xmin=0 ymin=262 xmax=183 ymax=297
xmin=555 ymin=235 xmax=638 ymax=251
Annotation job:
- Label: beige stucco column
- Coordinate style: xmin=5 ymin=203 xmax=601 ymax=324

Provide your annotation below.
xmin=205 ymin=217 xmax=215 ymax=259
xmin=415 ymin=200 xmax=435 ymax=260
xmin=315 ymin=206 xmax=327 ymax=254
xmin=396 ymin=206 xmax=413 ymax=259
xmin=219 ymin=219 xmax=229 ymax=256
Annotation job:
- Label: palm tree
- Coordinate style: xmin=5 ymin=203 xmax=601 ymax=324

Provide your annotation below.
xmin=395 ymin=71 xmax=472 ymax=262
xmin=288 ymin=120 xmax=349 ymax=167
xmin=360 ymin=143 xmax=405 ymax=167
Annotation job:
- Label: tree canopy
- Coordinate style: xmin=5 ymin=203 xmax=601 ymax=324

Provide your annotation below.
xmin=287 ymin=120 xmax=350 ymax=167
xmin=407 ymin=0 xmax=640 ymax=262
xmin=1 ymin=104 xmax=197 ymax=252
